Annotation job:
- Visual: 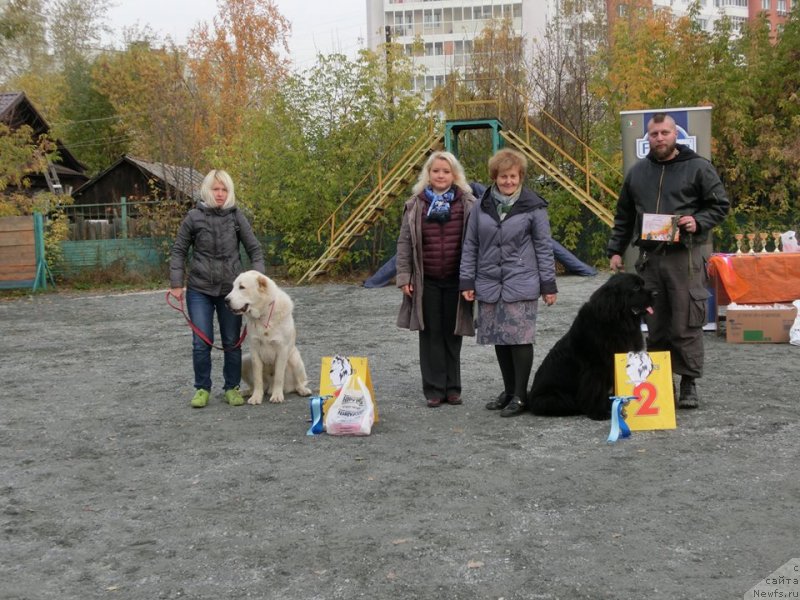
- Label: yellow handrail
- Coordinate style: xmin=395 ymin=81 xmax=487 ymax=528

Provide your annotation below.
xmin=501 ymin=77 xmax=621 ymax=178
xmin=316 ymin=117 xmax=435 ymax=243
xmin=315 ymin=83 xmax=459 ymax=244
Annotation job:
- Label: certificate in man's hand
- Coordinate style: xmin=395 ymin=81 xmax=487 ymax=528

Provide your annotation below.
xmin=641 ymin=213 xmax=680 ymax=242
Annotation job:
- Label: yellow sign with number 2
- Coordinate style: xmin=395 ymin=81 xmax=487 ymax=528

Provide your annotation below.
xmin=613 ymin=350 xmax=677 ymax=431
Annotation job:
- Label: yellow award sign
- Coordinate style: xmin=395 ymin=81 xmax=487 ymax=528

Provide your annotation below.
xmin=319 ymin=355 xmax=378 ymax=422
xmin=613 ymin=351 xmax=676 ymax=431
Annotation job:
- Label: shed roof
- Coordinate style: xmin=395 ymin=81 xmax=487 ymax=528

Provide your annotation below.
xmin=0 ymin=90 xmax=87 ymax=174
xmin=126 ymin=156 xmax=205 ymax=200
xmin=0 ymin=91 xmax=49 ymax=134
xmin=72 ymin=155 xmax=204 ymax=202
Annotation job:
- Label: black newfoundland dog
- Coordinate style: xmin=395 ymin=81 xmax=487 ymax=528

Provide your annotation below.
xmin=526 ymin=273 xmax=655 ymax=420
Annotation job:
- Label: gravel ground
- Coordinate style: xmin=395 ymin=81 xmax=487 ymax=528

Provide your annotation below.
xmin=1 ymin=273 xmax=798 ymax=600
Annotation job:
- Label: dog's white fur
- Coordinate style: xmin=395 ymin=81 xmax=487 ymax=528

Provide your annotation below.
xmin=225 ymin=271 xmax=312 ymax=404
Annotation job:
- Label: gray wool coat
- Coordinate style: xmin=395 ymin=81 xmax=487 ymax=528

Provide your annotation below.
xmin=395 ymin=190 xmax=476 ymax=336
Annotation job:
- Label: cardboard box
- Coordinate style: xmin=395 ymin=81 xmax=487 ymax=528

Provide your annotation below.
xmin=725 ymin=304 xmax=797 ymax=343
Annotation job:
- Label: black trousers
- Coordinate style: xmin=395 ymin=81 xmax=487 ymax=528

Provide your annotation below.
xmin=419 ymin=278 xmax=462 ymax=400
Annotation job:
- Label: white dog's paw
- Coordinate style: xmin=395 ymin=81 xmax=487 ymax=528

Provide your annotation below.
xmin=268 ymin=391 xmax=285 ymax=403
xmin=247 ymin=394 xmax=263 ymax=405
xmin=296 ymin=383 xmax=312 ymax=397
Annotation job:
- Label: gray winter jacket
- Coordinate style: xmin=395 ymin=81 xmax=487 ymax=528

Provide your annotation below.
xmin=459 ymin=187 xmax=558 ymax=303
xmin=607 ymin=144 xmax=730 ymax=256
xmin=169 ymin=203 xmax=265 ymax=296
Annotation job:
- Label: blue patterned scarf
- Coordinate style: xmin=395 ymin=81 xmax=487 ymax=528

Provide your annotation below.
xmin=424 ymin=187 xmax=455 ymax=223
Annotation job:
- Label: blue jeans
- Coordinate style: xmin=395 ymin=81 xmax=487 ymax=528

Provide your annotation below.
xmin=185 ymin=288 xmax=242 ymax=391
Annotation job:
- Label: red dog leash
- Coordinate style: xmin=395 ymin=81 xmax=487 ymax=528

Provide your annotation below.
xmin=166 ymin=291 xmax=248 ymax=352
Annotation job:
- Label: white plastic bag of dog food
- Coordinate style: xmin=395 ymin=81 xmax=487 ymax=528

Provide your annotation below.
xmin=324 ymin=375 xmax=374 ymax=436
xmin=790 ymin=300 xmax=800 ymax=346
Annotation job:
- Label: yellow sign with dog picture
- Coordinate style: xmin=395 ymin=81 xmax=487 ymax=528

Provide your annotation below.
xmin=613 ymin=350 xmax=676 ymax=431
xmin=319 ymin=355 xmax=378 ymax=422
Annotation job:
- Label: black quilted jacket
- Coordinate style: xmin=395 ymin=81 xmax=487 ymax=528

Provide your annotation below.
xmin=169 ymin=203 xmax=265 ymax=296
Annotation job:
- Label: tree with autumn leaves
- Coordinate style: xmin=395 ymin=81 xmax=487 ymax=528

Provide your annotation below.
xmin=187 ymin=0 xmax=290 ymax=146
xmin=214 ymin=46 xmax=429 ymax=276
xmin=595 ymin=3 xmax=800 ymax=240
xmin=3 ymin=0 xmax=800 ymax=277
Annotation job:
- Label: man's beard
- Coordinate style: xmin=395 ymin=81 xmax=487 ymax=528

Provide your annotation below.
xmin=652 ymin=141 xmax=677 ymax=161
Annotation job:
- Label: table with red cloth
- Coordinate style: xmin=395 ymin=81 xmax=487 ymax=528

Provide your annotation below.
xmin=707 ymin=252 xmax=800 ymax=306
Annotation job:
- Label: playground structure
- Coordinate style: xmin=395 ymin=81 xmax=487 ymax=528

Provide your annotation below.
xmin=298 ymin=77 xmax=621 ymax=284
xmin=0 ymin=213 xmax=55 ymax=291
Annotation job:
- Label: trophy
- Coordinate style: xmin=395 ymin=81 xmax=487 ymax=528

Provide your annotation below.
xmin=772 ymin=231 xmax=782 ymax=253
xmin=747 ymin=233 xmax=756 ymax=254
xmin=759 ymin=232 xmax=768 ymax=253
xmin=734 ymin=233 xmax=744 ymax=255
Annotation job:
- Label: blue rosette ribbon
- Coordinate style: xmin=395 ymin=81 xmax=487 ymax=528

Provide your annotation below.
xmin=607 ymin=395 xmax=639 ymax=443
xmin=307 ymin=396 xmax=327 ymax=436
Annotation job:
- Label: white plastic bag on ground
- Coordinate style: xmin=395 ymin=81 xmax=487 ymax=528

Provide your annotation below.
xmin=790 ymin=300 xmax=800 ymax=346
xmin=324 ymin=375 xmax=374 ymax=436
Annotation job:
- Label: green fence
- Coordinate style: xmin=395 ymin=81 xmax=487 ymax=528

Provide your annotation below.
xmin=58 ymin=238 xmax=166 ymax=275
xmin=57 ymin=237 xmax=271 ymax=278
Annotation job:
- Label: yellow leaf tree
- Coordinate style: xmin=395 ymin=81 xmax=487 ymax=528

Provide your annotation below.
xmin=187 ymin=0 xmax=291 ymax=147
xmin=92 ymin=35 xmax=205 ymax=171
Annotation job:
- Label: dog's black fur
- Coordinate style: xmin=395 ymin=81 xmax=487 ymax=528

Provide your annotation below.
xmin=527 ymin=273 xmax=655 ymax=420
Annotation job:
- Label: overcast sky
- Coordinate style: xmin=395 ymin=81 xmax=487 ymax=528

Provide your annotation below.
xmin=105 ymin=0 xmax=367 ymax=69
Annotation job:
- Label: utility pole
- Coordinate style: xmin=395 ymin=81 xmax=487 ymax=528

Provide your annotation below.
xmin=385 ymin=25 xmax=394 ymax=122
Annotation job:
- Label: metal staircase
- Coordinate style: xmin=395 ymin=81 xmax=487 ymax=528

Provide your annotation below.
xmin=500 ymin=128 xmax=615 ymax=227
xmin=298 ymin=130 xmax=444 ymax=284
xmin=298 ymin=76 xmax=622 ymax=283
xmin=444 ymin=77 xmax=621 ymax=228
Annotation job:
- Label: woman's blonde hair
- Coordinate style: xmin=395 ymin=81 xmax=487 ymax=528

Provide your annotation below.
xmin=200 ymin=169 xmax=236 ymax=209
xmin=412 ymin=151 xmax=472 ymax=195
xmin=488 ymin=149 xmax=527 ymax=181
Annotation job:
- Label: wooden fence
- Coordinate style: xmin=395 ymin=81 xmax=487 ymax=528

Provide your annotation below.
xmin=0 ymin=214 xmax=53 ymax=290
xmin=62 ymin=197 xmax=162 ymax=241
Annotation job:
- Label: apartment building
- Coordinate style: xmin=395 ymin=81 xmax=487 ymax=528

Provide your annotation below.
xmin=366 ymin=1 xmax=794 ymax=93
xmin=365 ymin=0 xmax=554 ymax=92
xmin=609 ymin=0 xmax=793 ymax=39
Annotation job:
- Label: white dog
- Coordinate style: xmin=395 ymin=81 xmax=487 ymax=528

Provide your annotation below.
xmin=225 ymin=271 xmax=312 ymax=404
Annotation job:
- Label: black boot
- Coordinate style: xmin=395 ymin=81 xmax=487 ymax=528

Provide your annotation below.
xmin=500 ymin=396 xmax=526 ymax=417
xmin=486 ymin=392 xmax=513 ymax=410
xmin=678 ymin=376 xmax=699 ymax=409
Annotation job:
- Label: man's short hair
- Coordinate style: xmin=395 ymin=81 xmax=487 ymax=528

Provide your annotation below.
xmin=649 ymin=113 xmax=675 ymax=128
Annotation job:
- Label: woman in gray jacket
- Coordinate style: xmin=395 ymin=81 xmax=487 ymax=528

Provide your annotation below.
xmin=169 ymin=169 xmax=265 ymax=408
xmin=460 ymin=149 xmax=558 ymax=417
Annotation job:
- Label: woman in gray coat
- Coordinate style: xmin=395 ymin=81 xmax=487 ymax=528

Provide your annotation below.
xmin=169 ymin=169 xmax=265 ymax=409
xmin=396 ymin=151 xmax=476 ymax=407
xmin=460 ymin=149 xmax=558 ymax=417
